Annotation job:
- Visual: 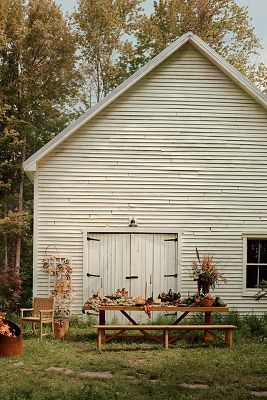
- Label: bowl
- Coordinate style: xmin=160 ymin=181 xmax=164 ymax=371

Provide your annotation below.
xmin=199 ymin=298 xmax=215 ymax=307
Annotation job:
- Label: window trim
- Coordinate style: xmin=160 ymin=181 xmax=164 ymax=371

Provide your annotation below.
xmin=242 ymin=234 xmax=267 ymax=296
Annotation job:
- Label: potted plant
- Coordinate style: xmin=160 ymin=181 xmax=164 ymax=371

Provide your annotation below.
xmin=190 ymin=247 xmax=227 ymax=296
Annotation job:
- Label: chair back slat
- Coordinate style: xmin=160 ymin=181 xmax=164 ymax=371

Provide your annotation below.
xmin=33 ymin=297 xmax=55 ymax=317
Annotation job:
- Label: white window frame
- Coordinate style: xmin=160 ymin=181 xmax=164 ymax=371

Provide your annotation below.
xmin=242 ymin=233 xmax=267 ymax=296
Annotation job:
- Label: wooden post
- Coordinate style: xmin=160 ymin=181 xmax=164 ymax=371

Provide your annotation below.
xmin=97 ymin=329 xmax=103 ymax=350
xmin=99 ymin=310 xmax=105 ymax=343
xmin=204 ymin=311 xmax=213 ymax=341
xmin=163 ymin=329 xmax=168 ymax=349
xmin=225 ymin=329 xmax=233 ymax=349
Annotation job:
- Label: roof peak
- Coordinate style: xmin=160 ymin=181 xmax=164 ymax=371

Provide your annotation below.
xmin=24 ymin=31 xmax=267 ymax=174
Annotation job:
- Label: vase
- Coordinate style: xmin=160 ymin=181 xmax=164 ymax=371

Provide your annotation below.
xmin=197 ymin=276 xmax=210 ymax=295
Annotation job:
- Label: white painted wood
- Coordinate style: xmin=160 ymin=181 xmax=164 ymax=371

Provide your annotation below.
xmin=32 ymin=43 xmax=267 ymax=314
xmin=23 ymin=33 xmax=267 ymax=174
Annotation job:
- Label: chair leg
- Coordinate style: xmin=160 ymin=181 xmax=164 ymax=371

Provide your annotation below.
xmin=39 ymin=323 xmax=43 ymax=339
xmin=52 ymin=320 xmax=55 ymax=336
xmin=31 ymin=323 xmax=35 ymax=334
xmin=20 ymin=319 xmax=23 ymax=334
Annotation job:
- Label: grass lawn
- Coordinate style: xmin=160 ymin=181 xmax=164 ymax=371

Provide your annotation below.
xmin=0 ymin=318 xmax=266 ymax=400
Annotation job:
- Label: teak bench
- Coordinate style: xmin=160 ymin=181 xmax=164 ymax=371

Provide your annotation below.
xmin=93 ymin=324 xmax=237 ymax=350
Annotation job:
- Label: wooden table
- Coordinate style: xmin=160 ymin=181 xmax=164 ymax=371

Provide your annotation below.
xmin=83 ymin=305 xmax=230 ymax=345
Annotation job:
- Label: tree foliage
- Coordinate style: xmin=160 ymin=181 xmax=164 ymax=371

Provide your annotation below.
xmin=0 ymin=0 xmax=84 ymax=285
xmin=133 ymin=0 xmax=263 ymax=80
xmin=73 ymin=0 xmax=143 ymax=103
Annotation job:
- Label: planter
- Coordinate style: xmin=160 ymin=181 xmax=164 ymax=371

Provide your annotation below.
xmin=0 ymin=320 xmax=23 ymax=357
xmin=54 ymin=320 xmax=69 ymax=339
xmin=199 ymin=298 xmax=215 ymax=307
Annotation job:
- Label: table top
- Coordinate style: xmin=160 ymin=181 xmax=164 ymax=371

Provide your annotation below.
xmin=82 ymin=305 xmax=229 ymax=312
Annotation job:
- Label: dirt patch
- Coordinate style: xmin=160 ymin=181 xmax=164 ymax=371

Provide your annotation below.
xmin=251 ymin=392 xmax=267 ymax=398
xmin=80 ymin=371 xmax=113 ymax=379
xmin=13 ymin=362 xmax=24 ymax=367
xmin=180 ymin=383 xmax=209 ymax=389
xmin=131 ymin=359 xmax=148 ymax=365
xmin=45 ymin=367 xmax=74 ymax=375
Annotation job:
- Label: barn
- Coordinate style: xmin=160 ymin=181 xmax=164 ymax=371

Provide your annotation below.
xmin=23 ymin=32 xmax=267 ymax=314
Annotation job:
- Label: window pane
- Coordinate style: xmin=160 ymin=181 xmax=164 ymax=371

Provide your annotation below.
xmin=247 ymin=240 xmax=259 ymax=263
xmin=259 ymin=266 xmax=267 ymax=284
xmin=246 ymin=265 xmax=258 ymax=288
xmin=259 ymin=240 xmax=267 ymax=263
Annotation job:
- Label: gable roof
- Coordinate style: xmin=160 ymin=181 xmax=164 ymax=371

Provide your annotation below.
xmin=24 ymin=31 xmax=267 ymax=175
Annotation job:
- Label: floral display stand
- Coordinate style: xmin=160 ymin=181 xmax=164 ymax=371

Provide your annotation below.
xmin=42 ymin=247 xmax=75 ymax=338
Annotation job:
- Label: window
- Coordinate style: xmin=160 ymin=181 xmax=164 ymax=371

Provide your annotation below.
xmin=246 ymin=239 xmax=267 ymax=288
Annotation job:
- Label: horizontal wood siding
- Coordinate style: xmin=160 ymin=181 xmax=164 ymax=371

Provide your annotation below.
xmin=36 ymin=44 xmax=267 ymax=313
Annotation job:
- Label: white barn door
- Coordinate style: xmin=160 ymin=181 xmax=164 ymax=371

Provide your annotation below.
xmin=87 ymin=233 xmax=131 ymax=299
xmin=87 ymin=232 xmax=178 ymax=300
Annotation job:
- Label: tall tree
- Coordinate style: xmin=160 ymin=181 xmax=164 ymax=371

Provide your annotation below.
xmin=133 ymin=0 xmax=263 ymax=81
xmin=73 ymin=0 xmax=143 ymax=104
xmin=0 ymin=0 xmax=84 ymax=273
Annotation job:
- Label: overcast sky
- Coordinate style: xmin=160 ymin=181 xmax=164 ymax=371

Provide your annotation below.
xmin=56 ymin=0 xmax=267 ymax=64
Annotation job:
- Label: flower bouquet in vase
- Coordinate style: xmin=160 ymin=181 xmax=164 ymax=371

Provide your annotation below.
xmin=190 ymin=247 xmax=227 ymax=300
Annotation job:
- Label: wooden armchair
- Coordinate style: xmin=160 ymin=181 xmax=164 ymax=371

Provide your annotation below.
xmin=20 ymin=297 xmax=55 ymax=339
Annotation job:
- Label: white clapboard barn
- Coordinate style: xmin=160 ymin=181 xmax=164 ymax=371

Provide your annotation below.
xmin=24 ymin=32 xmax=267 ymax=314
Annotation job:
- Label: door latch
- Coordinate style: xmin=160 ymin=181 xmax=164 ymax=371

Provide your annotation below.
xmin=164 ymin=273 xmax=178 ymax=278
xmin=87 ymin=273 xmax=100 ymax=277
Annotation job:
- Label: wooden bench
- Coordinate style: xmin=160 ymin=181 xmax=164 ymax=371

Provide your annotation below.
xmin=93 ymin=324 xmax=237 ymax=350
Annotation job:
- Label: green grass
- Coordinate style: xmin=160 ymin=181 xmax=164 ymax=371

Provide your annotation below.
xmin=0 ymin=315 xmax=266 ymax=400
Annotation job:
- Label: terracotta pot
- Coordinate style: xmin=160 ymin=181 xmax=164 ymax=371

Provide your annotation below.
xmin=54 ymin=320 xmax=69 ymax=339
xmin=0 ymin=320 xmax=23 ymax=357
xmin=199 ymin=298 xmax=215 ymax=307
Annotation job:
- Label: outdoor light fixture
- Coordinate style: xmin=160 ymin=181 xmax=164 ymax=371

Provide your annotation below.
xmin=129 ymin=218 xmax=137 ymax=227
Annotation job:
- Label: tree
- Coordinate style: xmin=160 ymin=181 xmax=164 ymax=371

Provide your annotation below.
xmin=133 ymin=0 xmax=263 ymax=80
xmin=0 ymin=0 xmax=84 ymax=274
xmin=73 ymin=0 xmax=143 ymax=104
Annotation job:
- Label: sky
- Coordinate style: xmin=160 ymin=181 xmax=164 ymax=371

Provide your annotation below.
xmin=56 ymin=0 xmax=267 ymax=64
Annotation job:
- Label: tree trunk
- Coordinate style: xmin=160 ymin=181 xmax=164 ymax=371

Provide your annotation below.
xmin=14 ymin=137 xmax=26 ymax=272
xmin=3 ymin=234 xmax=8 ymax=269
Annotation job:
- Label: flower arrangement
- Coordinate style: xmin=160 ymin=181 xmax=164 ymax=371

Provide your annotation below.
xmin=190 ymin=247 xmax=227 ymax=294
xmin=41 ymin=248 xmax=75 ymax=317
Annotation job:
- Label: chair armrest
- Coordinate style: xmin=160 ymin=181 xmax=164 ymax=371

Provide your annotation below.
xmin=20 ymin=308 xmax=34 ymax=318
xmin=39 ymin=309 xmax=54 ymax=317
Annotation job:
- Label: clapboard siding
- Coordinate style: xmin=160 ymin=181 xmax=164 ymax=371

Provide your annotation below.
xmin=35 ymin=43 xmax=267 ymax=313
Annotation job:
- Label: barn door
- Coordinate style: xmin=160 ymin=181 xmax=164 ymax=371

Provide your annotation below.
xmin=152 ymin=234 xmax=178 ymax=298
xmin=87 ymin=233 xmax=102 ymax=296
xmin=87 ymin=232 xmax=178 ymax=300
xmin=87 ymin=233 xmax=131 ymax=299
xmin=129 ymin=234 xmax=154 ymax=299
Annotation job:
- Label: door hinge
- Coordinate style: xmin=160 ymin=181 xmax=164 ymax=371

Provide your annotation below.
xmin=125 ymin=275 xmax=138 ymax=279
xmin=164 ymin=273 xmax=178 ymax=278
xmin=87 ymin=237 xmax=100 ymax=241
xmin=164 ymin=238 xmax=178 ymax=242
xmin=87 ymin=273 xmax=101 ymax=277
